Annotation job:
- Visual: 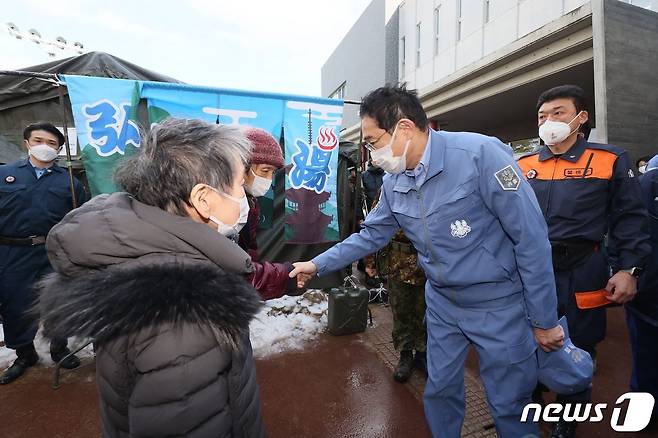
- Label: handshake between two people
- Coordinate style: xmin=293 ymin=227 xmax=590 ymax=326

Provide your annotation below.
xmin=289 ymin=261 xmax=317 ymax=290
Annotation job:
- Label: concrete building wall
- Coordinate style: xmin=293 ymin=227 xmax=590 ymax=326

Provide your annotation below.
xmin=601 ymin=0 xmax=658 ymax=159
xmin=401 ymin=0 xmax=592 ymax=91
xmin=385 ymin=7 xmax=400 ymax=86
xmin=321 ymin=0 xmax=386 ymax=129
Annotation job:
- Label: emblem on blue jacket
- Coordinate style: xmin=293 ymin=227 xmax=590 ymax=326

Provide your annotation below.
xmin=450 ymin=220 xmax=471 ymax=238
xmin=495 ymin=165 xmax=520 ymax=191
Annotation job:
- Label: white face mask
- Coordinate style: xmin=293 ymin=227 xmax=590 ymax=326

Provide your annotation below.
xmin=245 ymin=169 xmax=272 ymax=197
xmin=236 ymin=195 xmax=249 ymax=231
xmin=538 ymin=112 xmax=583 ymax=145
xmin=28 ymin=143 xmax=60 ymax=162
xmin=370 ymin=124 xmax=410 ymax=174
xmin=207 ymin=188 xmax=250 ymax=237
xmin=639 ymin=165 xmax=647 ymax=174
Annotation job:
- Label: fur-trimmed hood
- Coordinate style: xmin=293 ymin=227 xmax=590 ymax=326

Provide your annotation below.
xmin=38 ymin=192 xmax=262 ymax=343
xmin=39 ymin=260 xmax=261 ymax=343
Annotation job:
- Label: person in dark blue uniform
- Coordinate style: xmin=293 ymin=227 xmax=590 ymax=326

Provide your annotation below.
xmin=291 ymin=85 xmax=564 ymax=438
xmin=626 ymin=154 xmax=658 ymax=423
xmin=361 ymin=160 xmax=385 ymax=209
xmin=0 ymin=122 xmax=89 ymax=384
xmin=518 ymin=85 xmax=651 ymax=438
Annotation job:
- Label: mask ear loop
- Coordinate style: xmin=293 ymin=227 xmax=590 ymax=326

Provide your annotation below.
xmin=561 ymin=111 xmax=584 ymax=139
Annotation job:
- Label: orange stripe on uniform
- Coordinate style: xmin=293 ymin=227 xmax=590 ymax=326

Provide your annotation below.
xmin=517 ymin=149 xmax=617 ymax=181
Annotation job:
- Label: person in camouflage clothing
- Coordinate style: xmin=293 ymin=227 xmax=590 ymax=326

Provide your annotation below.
xmin=366 ymin=191 xmax=427 ymax=383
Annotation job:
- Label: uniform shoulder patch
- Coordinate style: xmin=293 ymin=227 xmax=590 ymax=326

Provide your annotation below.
xmin=494 ymin=165 xmax=520 ymax=191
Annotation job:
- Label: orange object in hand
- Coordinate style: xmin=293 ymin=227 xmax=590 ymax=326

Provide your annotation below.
xmin=575 ymin=289 xmax=620 ymax=309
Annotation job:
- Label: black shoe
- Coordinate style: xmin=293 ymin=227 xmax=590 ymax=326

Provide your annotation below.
xmin=51 ymin=346 xmax=81 ymax=370
xmin=393 ymin=350 xmax=414 ymax=383
xmin=551 ymin=420 xmax=577 ymax=438
xmin=0 ymin=353 xmax=38 ymax=385
xmin=414 ymin=351 xmax=427 ymax=375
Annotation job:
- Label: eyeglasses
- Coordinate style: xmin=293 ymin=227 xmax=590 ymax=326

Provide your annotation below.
xmin=363 ymin=130 xmax=388 ymax=152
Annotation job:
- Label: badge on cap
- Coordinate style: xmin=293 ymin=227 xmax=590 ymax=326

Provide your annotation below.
xmin=526 ymin=169 xmax=537 ymax=179
xmin=5 ymin=175 xmax=15 ymax=184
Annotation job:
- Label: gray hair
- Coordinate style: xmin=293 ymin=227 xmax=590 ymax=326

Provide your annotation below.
xmin=114 ymin=118 xmax=252 ymax=216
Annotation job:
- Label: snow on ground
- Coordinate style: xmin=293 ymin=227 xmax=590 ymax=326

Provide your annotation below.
xmin=0 ymin=325 xmax=95 ymax=369
xmin=1 ymin=290 xmax=329 ymax=369
xmin=249 ymin=290 xmax=328 ymax=358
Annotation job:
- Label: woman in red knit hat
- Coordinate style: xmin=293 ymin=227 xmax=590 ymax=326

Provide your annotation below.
xmin=240 ymin=127 xmax=298 ymax=299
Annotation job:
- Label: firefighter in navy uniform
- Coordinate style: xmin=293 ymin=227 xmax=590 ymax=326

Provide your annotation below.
xmin=0 ymin=122 xmax=89 ymax=384
xmin=518 ymin=85 xmax=651 ymax=438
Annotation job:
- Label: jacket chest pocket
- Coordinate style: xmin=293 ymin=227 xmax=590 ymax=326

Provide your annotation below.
xmin=427 ymin=191 xmax=493 ymax=254
xmin=0 ymin=184 xmax=27 ymax=212
xmin=43 ymin=186 xmax=73 ymax=220
xmin=389 ymin=190 xmax=426 ymax=253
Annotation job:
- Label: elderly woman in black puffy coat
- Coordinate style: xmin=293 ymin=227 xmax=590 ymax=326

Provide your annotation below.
xmin=39 ymin=118 xmax=265 ymax=437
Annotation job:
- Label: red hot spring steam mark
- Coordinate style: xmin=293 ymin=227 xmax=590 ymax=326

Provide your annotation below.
xmin=317 ymin=127 xmax=338 ymax=151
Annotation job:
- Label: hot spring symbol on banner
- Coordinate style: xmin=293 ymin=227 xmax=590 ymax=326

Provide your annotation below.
xmin=289 ymin=126 xmax=338 ymax=194
xmin=284 ymin=101 xmax=343 ymax=244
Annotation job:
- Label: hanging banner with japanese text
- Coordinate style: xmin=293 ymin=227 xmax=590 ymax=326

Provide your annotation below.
xmin=64 ymin=75 xmax=344 ymax=242
xmin=283 ymin=101 xmax=343 ymax=243
xmin=64 ymin=75 xmax=141 ymax=196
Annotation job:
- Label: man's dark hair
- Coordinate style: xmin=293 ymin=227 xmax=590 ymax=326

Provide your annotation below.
xmin=360 ymin=84 xmax=428 ymax=132
xmin=536 ymin=85 xmax=591 ymax=139
xmin=23 ymin=122 xmax=65 ymax=146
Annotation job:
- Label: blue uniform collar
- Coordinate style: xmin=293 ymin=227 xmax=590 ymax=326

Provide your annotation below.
xmin=18 ymin=158 xmax=31 ymax=168
xmin=426 ymin=129 xmax=445 ymax=178
xmin=538 ymin=137 xmax=588 ymax=163
xmin=405 ymin=135 xmax=432 ymax=181
xmin=393 ymin=129 xmax=444 ymax=191
xmin=24 ymin=157 xmax=64 ymax=173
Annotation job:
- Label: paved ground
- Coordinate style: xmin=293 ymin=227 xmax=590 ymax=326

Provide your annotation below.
xmin=257 ymin=331 xmax=431 ymax=437
xmin=361 ymin=303 xmax=496 ymax=438
xmin=0 ymin=306 xmax=432 ymax=438
xmin=357 ymin=302 xmax=658 ymax=437
xmin=0 ymin=357 xmax=99 ymax=438
xmin=1 ymin=303 xmax=657 ymax=437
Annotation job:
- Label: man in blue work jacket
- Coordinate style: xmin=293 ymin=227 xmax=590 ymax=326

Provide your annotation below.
xmin=291 ymin=86 xmax=564 ymax=438
xmin=518 ymin=85 xmax=650 ymax=438
xmin=0 ymin=122 xmax=89 ymax=384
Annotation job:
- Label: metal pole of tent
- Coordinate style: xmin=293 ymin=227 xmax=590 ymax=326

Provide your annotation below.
xmin=56 ymin=81 xmax=78 ymax=209
xmin=0 ymin=70 xmax=59 ymax=80
xmin=0 ymin=70 xmax=77 ymax=209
